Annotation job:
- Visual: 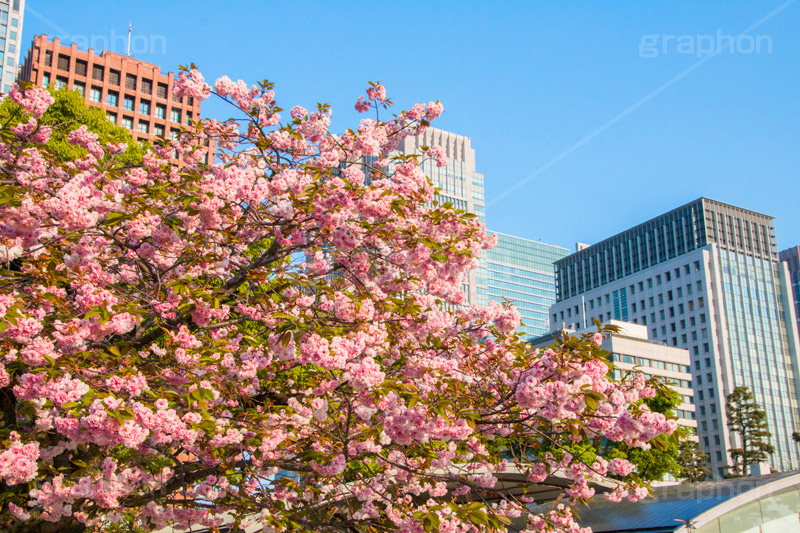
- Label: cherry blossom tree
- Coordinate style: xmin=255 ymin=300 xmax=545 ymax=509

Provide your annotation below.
xmin=0 ymin=72 xmax=679 ymax=532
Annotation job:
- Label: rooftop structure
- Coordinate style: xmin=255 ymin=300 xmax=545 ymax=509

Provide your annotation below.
xmin=532 ymin=470 xmax=800 ymax=533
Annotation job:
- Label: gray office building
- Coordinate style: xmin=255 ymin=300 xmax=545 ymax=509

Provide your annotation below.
xmin=399 ymin=127 xmax=485 ymax=304
xmin=550 ymin=198 xmax=800 ymax=478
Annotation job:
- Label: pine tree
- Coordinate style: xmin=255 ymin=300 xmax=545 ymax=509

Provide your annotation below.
xmin=725 ymin=386 xmax=774 ymax=476
xmin=677 ymin=440 xmax=710 ymax=483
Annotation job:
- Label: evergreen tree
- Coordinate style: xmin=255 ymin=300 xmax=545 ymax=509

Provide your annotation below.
xmin=725 ymin=386 xmax=774 ymax=476
xmin=677 ymin=440 xmax=710 ymax=483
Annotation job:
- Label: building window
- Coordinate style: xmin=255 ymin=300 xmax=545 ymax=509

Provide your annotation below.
xmin=106 ymin=112 xmax=117 ymax=124
xmin=109 ymin=69 xmax=120 ymax=86
xmin=10 ymin=17 xmax=17 ymax=27
xmin=92 ymin=65 xmax=104 ymax=81
xmin=45 ymin=50 xmax=53 ymax=66
xmin=121 ymin=116 xmax=133 ymax=130
xmin=56 ymin=54 xmax=70 ymax=71
xmin=106 ymin=91 xmax=119 ymax=107
xmin=123 ymin=96 xmax=135 ymax=111
xmin=55 ymin=76 xmax=68 ymax=89
xmin=154 ymin=124 xmax=165 ymax=137
xmin=172 ymin=93 xmax=182 ymax=103
xmin=42 ymin=73 xmax=51 ymax=88
xmin=75 ymin=59 xmax=88 ymax=77
xmin=705 ymin=357 xmax=711 ymax=367
xmin=170 ymin=108 xmax=181 ymax=123
xmin=89 ymin=86 xmax=101 ymax=103
xmin=169 ymin=128 xmax=180 ymax=140
xmin=138 ymin=120 xmax=149 ymax=134
xmin=125 ymin=73 xmax=137 ymax=90
xmin=186 ymin=111 xmax=192 ymax=125
xmin=140 ymin=100 xmax=151 ymax=115
xmin=141 ymin=78 xmax=152 ymax=95
xmin=73 ymin=82 xmax=85 ymax=97
xmin=157 ymin=82 xmax=168 ymax=99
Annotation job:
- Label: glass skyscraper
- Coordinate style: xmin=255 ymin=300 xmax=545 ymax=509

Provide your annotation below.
xmin=477 ymin=232 xmax=569 ymax=339
xmin=0 ymin=0 xmax=23 ymax=94
xmin=550 ymin=198 xmax=800 ymax=478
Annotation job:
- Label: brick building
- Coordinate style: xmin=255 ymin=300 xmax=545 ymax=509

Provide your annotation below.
xmin=18 ymin=34 xmax=213 ymax=160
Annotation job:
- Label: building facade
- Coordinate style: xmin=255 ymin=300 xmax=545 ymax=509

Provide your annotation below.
xmin=550 ymin=198 xmax=800 ymax=478
xmin=0 ymin=0 xmax=24 ymax=93
xmin=780 ymin=246 xmax=800 ymax=341
xmin=18 ymin=34 xmax=212 ymax=159
xmin=477 ymin=232 xmax=569 ymax=338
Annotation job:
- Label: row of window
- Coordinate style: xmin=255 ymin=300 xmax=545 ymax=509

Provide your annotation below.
xmin=555 ymin=204 xmax=708 ymax=299
xmin=104 ymin=112 xmax=180 ymax=138
xmin=610 ymin=353 xmax=690 ymax=374
xmin=557 ymin=275 xmax=704 ymax=323
xmin=42 ymin=75 xmax=193 ymax=132
xmin=42 ymin=50 xmax=192 ymax=105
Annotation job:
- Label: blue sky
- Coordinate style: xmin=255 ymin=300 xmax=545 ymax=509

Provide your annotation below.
xmin=22 ymin=1 xmax=800 ymax=251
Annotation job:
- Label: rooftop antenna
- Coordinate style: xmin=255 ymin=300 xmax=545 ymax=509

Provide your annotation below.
xmin=127 ymin=23 xmax=132 ymax=56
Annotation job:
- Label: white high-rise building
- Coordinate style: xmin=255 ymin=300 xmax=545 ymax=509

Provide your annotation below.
xmin=550 ymin=198 xmax=800 ymax=478
xmin=0 ymin=0 xmax=24 ymax=94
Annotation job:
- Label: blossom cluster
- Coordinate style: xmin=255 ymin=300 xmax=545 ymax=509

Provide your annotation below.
xmin=0 ymin=79 xmax=679 ymax=532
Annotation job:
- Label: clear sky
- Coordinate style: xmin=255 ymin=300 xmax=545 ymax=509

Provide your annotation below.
xmin=21 ymin=1 xmax=800 ymax=251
